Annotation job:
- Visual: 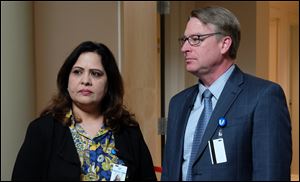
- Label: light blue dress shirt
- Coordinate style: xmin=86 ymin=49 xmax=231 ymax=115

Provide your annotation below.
xmin=182 ymin=64 xmax=235 ymax=181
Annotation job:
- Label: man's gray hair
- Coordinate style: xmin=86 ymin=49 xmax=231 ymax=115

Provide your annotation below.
xmin=191 ymin=7 xmax=241 ymax=59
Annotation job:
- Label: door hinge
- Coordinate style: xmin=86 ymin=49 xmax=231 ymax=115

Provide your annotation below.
xmin=157 ymin=1 xmax=170 ymax=15
xmin=158 ymin=117 xmax=167 ymax=135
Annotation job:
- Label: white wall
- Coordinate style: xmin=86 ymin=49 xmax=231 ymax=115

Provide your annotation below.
xmin=1 ymin=1 xmax=36 ymax=180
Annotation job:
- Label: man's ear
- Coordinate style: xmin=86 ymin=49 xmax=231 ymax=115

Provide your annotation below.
xmin=220 ymin=36 xmax=232 ymax=55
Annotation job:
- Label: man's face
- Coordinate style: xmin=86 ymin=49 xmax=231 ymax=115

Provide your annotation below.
xmin=181 ymin=17 xmax=224 ymax=77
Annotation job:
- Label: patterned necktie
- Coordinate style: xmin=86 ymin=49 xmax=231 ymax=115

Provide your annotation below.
xmin=186 ymin=89 xmax=213 ymax=181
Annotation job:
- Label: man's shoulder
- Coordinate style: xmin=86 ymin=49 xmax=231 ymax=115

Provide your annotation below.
xmin=242 ymin=72 xmax=281 ymax=88
xmin=173 ymin=84 xmax=199 ymax=97
xmin=172 ymin=84 xmax=198 ymax=100
xmin=234 ymin=66 xmax=280 ymax=89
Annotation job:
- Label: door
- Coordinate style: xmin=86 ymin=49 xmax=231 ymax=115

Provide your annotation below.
xmin=121 ymin=1 xmax=161 ymax=178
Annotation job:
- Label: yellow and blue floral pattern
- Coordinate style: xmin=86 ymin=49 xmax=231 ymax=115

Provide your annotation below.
xmin=68 ymin=112 xmax=125 ymax=181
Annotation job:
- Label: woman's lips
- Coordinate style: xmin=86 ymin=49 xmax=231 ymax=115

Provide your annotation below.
xmin=79 ymin=89 xmax=93 ymax=96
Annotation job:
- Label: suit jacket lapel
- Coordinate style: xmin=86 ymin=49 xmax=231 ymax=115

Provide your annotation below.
xmin=180 ymin=86 xmax=199 ymax=132
xmin=193 ymin=66 xmax=244 ymax=163
xmin=173 ymin=86 xmax=198 ymax=179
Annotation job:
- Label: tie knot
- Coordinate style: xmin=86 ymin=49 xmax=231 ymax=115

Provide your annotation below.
xmin=202 ymin=89 xmax=213 ymax=99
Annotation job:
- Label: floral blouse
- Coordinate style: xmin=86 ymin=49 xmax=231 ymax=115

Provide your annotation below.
xmin=68 ymin=112 xmax=125 ymax=181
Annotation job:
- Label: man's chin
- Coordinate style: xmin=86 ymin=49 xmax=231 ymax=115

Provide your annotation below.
xmin=186 ymin=67 xmax=197 ymax=74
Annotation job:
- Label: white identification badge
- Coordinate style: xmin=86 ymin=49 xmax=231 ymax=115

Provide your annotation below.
xmin=208 ymin=138 xmax=227 ymax=164
xmin=110 ymin=163 xmax=127 ymax=181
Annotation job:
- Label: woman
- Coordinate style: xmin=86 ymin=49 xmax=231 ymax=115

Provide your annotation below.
xmin=12 ymin=41 xmax=157 ymax=181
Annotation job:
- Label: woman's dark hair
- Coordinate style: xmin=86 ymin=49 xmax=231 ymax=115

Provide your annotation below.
xmin=41 ymin=41 xmax=138 ymax=132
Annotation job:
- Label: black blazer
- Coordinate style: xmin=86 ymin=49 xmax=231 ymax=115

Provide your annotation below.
xmin=12 ymin=115 xmax=157 ymax=181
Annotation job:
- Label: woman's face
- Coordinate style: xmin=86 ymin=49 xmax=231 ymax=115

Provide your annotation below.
xmin=68 ymin=52 xmax=107 ymax=110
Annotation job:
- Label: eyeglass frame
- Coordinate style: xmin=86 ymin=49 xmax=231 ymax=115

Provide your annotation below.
xmin=178 ymin=32 xmax=223 ymax=47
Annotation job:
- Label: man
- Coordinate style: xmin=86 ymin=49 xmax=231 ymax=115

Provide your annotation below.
xmin=161 ymin=7 xmax=292 ymax=181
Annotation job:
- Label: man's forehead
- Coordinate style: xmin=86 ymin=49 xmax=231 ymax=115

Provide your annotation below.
xmin=184 ymin=18 xmax=214 ymax=35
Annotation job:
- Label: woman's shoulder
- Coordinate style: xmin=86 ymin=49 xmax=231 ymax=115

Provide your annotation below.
xmin=20 ymin=114 xmax=57 ymax=142
xmin=115 ymin=124 xmax=143 ymax=140
xmin=27 ymin=114 xmax=48 ymax=127
xmin=26 ymin=114 xmax=68 ymax=142
xmin=29 ymin=114 xmax=55 ymax=127
xmin=120 ymin=123 xmax=141 ymax=133
xmin=28 ymin=114 xmax=64 ymax=133
xmin=114 ymin=124 xmax=147 ymax=156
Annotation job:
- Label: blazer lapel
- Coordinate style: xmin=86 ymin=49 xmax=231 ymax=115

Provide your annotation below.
xmin=193 ymin=66 xmax=245 ymax=163
xmin=57 ymin=124 xmax=81 ymax=165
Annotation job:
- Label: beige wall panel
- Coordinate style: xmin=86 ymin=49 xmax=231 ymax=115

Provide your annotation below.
xmin=269 ymin=18 xmax=278 ymax=82
xmin=256 ymin=1 xmax=270 ymax=80
xmin=290 ymin=25 xmax=299 ymax=181
xmin=1 ymin=2 xmax=35 ymax=180
xmin=121 ymin=1 xmax=161 ymax=177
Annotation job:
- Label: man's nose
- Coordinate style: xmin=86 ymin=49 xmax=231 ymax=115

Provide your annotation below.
xmin=181 ymin=40 xmax=191 ymax=53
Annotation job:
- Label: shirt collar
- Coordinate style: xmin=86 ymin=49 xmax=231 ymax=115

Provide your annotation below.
xmin=198 ymin=64 xmax=235 ymax=100
xmin=67 ymin=109 xmax=110 ymax=139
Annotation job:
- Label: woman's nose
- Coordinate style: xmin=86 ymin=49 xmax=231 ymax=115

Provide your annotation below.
xmin=81 ymin=74 xmax=92 ymax=86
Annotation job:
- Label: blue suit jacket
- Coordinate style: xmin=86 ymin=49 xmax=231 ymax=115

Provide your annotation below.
xmin=161 ymin=66 xmax=292 ymax=181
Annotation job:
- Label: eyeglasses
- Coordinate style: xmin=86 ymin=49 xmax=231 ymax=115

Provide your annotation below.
xmin=178 ymin=32 xmax=222 ymax=47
